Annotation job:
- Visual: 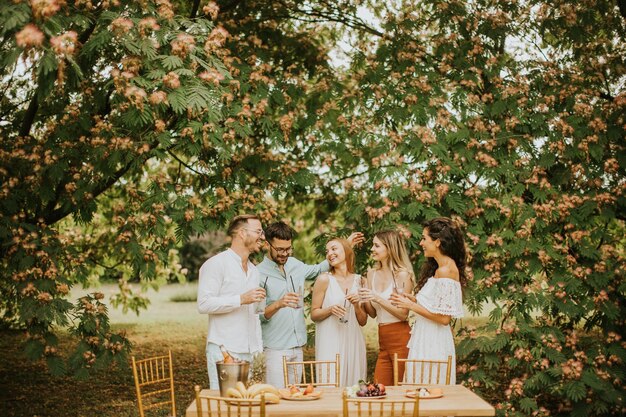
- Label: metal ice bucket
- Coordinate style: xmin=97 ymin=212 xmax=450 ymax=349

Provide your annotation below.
xmin=216 ymin=360 xmax=250 ymax=397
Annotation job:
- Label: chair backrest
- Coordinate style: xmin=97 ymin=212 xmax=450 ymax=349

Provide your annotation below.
xmin=194 ymin=385 xmax=266 ymax=417
xmin=282 ymin=353 xmax=340 ymax=387
xmin=132 ymin=350 xmax=176 ymax=417
xmin=342 ymin=389 xmax=419 ymax=417
xmin=393 ymin=353 xmax=452 ymax=386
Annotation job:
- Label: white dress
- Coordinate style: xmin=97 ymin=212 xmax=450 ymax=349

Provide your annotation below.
xmin=405 ymin=277 xmax=463 ymax=384
xmin=315 ymin=274 xmax=367 ymax=387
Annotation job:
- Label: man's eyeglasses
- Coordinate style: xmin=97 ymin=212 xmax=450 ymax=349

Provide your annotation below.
xmin=267 ymin=241 xmax=292 ymax=255
xmin=243 ymin=228 xmax=265 ymax=236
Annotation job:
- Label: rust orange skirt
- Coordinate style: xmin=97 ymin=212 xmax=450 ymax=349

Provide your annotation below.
xmin=374 ymin=321 xmax=411 ymax=386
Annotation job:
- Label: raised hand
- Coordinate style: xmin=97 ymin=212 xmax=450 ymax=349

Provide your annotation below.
xmin=279 ymin=292 xmax=301 ymax=308
xmin=347 ymin=232 xmax=365 ymax=247
xmin=389 ymin=292 xmax=415 ymax=310
xmin=329 ymin=304 xmax=347 ymax=318
xmin=358 ymin=287 xmax=377 ymax=303
xmin=241 ymin=287 xmax=266 ymax=305
xmin=404 ymin=293 xmax=417 ymax=302
xmin=345 ymin=292 xmax=361 ymax=305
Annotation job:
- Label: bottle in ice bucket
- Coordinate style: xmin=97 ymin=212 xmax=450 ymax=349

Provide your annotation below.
xmin=217 ymin=345 xmax=249 ymax=397
xmin=220 ymin=344 xmax=235 ymax=363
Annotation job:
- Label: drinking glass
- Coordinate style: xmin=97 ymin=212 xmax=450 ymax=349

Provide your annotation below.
xmin=295 ymin=285 xmax=304 ymax=309
xmin=254 ymin=288 xmax=266 ymax=314
xmin=339 ymin=288 xmax=349 ymax=323
xmin=358 ymin=276 xmax=366 ymax=302
xmin=393 ymin=281 xmax=405 ymax=295
xmin=288 ymin=276 xmax=303 ymax=309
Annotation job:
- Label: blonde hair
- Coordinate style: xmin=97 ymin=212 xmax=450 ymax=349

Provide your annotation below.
xmin=374 ymin=230 xmax=415 ymax=283
xmin=328 ymin=238 xmax=355 ymax=274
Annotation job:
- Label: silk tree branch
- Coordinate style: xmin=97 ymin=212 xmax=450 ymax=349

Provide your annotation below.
xmin=18 ymin=10 xmax=101 ymax=138
xmin=274 ymin=0 xmax=384 ymax=37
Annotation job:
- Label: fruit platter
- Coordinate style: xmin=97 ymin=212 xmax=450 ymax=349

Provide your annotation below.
xmin=345 ymin=381 xmax=387 ymax=398
xmin=278 ymin=384 xmax=323 ymax=401
xmin=405 ymin=387 xmax=444 ymax=399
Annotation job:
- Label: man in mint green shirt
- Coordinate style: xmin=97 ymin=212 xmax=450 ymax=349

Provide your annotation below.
xmin=258 ymin=222 xmax=363 ymax=388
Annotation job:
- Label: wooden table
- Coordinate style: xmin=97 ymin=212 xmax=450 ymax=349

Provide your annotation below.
xmin=186 ymin=385 xmax=495 ymax=417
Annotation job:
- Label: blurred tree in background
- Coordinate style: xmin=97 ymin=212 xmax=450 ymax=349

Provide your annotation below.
xmin=1 ymin=0 xmax=624 ymax=414
xmin=178 ymin=230 xmax=226 ymax=282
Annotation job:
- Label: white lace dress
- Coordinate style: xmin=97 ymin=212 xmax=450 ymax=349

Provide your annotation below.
xmin=315 ymin=274 xmax=367 ymax=387
xmin=405 ymin=277 xmax=464 ymax=384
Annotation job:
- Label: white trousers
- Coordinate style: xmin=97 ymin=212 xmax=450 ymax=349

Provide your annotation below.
xmin=264 ymin=347 xmax=303 ymax=388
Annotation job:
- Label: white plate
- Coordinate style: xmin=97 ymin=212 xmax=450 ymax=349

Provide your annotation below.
xmin=405 ymin=388 xmax=443 ymax=399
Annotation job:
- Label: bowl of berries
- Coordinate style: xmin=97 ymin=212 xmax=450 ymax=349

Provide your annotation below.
xmin=346 ymin=380 xmax=386 ymax=398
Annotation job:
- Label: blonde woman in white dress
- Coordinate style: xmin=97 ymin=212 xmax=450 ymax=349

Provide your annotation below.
xmin=391 ymin=217 xmax=466 ymax=384
xmin=312 ymin=238 xmax=367 ymax=387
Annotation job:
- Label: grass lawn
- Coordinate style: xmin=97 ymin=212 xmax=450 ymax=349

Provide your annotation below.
xmin=1 ymin=283 xmax=209 ymax=417
xmin=0 ymin=282 xmax=484 ymax=417
xmin=0 ymin=283 xmax=376 ymax=417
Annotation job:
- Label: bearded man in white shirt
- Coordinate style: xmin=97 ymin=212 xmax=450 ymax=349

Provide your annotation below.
xmin=197 ymin=214 xmax=267 ymax=389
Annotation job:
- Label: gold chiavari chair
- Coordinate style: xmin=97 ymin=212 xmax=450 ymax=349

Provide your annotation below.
xmin=131 ymin=350 xmax=176 ymax=417
xmin=342 ymin=389 xmax=420 ymax=417
xmin=393 ymin=353 xmax=453 ymax=386
xmin=282 ymin=353 xmax=340 ymax=387
xmin=194 ymin=385 xmax=266 ymax=417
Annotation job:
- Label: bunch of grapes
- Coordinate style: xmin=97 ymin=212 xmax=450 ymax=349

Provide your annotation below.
xmin=355 ymin=381 xmax=386 ymax=397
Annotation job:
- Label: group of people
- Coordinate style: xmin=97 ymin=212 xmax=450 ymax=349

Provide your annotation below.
xmin=197 ymin=214 xmax=466 ymax=389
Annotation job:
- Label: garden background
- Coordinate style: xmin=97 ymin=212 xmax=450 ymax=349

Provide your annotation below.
xmin=0 ymin=1 xmax=624 ymax=416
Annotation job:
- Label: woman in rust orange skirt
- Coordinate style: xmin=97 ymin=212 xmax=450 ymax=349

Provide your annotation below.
xmin=359 ymin=230 xmax=414 ymax=386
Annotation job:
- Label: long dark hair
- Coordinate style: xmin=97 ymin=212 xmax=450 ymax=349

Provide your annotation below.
xmin=417 ymin=217 xmax=467 ymax=290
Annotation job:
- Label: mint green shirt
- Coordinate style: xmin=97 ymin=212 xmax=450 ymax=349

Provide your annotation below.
xmin=258 ymin=256 xmax=329 ymax=350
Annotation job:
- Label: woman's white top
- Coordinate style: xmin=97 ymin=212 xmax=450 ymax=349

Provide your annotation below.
xmin=415 ymin=277 xmax=464 ymax=318
xmin=371 ymin=271 xmax=402 ymax=325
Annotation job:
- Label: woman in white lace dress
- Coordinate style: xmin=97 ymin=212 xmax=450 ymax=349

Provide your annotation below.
xmin=391 ymin=217 xmax=466 ymax=384
xmin=312 ymin=238 xmax=367 ymax=387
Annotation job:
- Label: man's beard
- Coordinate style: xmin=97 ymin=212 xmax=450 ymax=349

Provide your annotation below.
xmin=245 ymin=237 xmax=262 ymax=253
xmin=271 ymin=254 xmax=288 ymax=265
